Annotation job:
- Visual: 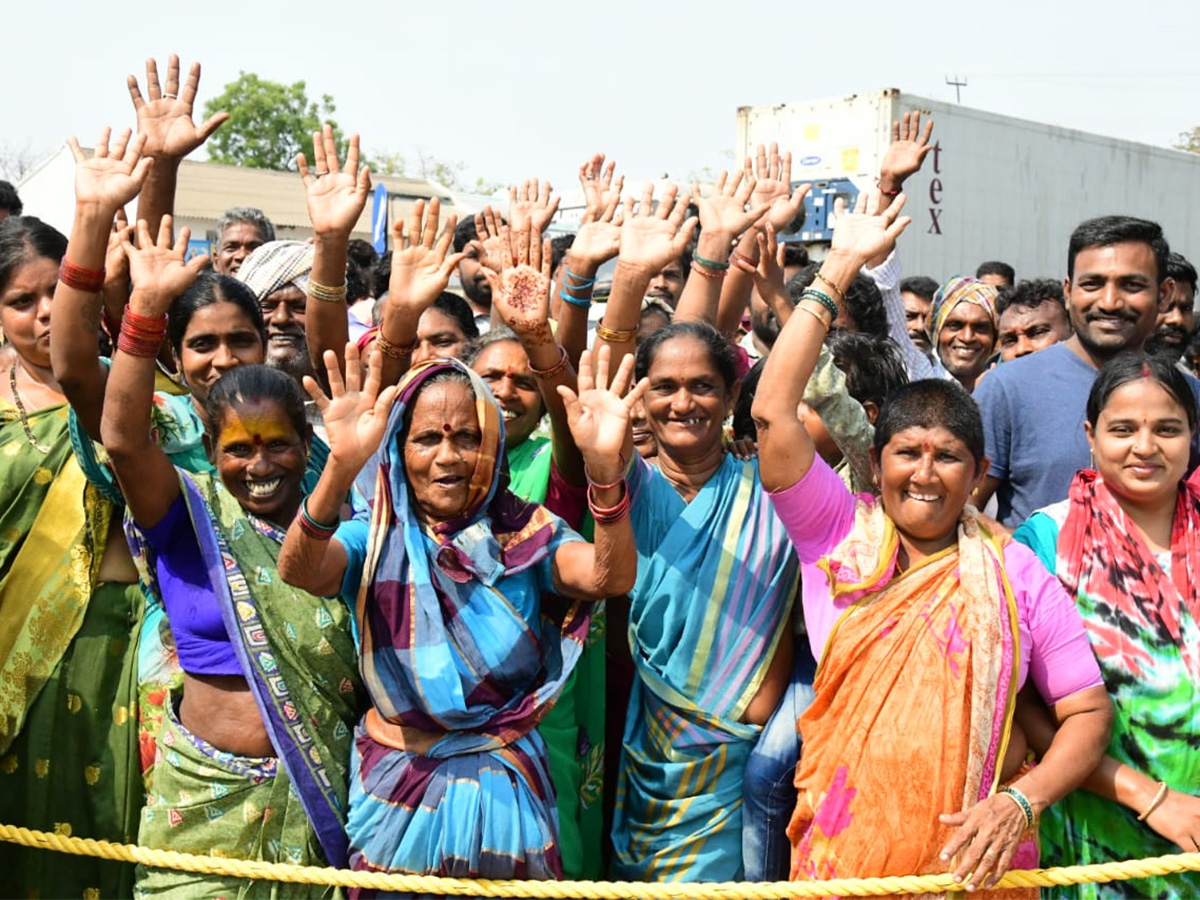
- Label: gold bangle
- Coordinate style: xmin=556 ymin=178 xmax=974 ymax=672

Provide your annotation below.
xmin=528 ymin=345 xmax=569 ymax=380
xmin=308 ymin=278 xmax=348 ymax=303
xmin=374 ymin=332 xmax=415 ymax=359
xmin=813 ymin=270 xmax=847 ymax=303
xmin=595 ymin=324 xmax=638 ymax=343
xmin=1137 ymin=782 xmax=1170 ymax=822
xmin=797 ymin=303 xmax=831 ymax=333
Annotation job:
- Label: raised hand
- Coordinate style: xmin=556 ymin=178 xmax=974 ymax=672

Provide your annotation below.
xmin=127 ymin=55 xmax=228 ymax=161
xmin=829 ymin=191 xmax=912 ymax=266
xmin=691 ymin=170 xmax=772 ymax=240
xmin=509 ymin=178 xmax=560 ymax=235
xmin=68 ymin=129 xmax=153 ymax=214
xmin=732 ymin=222 xmax=788 ymax=300
xmin=473 ymin=206 xmax=509 ymax=275
xmin=746 ymin=143 xmax=810 ymax=234
xmin=121 ymin=215 xmax=209 ymax=315
xmin=384 ymin=198 xmax=464 ymax=324
xmin=485 ymin=223 xmax=553 ymax=338
xmin=571 ymin=153 xmax=623 ymax=267
xmin=880 ymin=112 xmax=935 ymax=188
xmin=557 ymin=344 xmax=646 ymax=483
xmin=298 ymin=125 xmax=371 ymax=237
xmin=617 ymin=183 xmax=698 ymax=274
xmin=304 ymin=342 xmax=398 ymax=472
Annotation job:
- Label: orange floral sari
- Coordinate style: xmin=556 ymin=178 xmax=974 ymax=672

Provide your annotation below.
xmin=789 ymin=502 xmax=1036 ymax=898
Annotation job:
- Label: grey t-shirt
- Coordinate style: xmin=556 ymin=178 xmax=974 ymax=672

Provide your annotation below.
xmin=975 ymin=342 xmax=1200 ymax=526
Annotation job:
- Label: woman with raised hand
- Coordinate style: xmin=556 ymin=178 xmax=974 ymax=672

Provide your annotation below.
xmin=278 ymin=313 xmax=637 ymax=878
xmin=0 ymin=210 xmax=144 ymax=899
xmin=752 ymin=192 xmax=1113 ymax=892
xmin=101 ymin=218 xmax=364 ymax=898
xmin=1013 ymin=352 xmax=1200 ymax=899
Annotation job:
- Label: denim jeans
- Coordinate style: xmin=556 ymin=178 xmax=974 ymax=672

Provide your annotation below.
xmin=741 ymin=644 xmax=817 ymax=882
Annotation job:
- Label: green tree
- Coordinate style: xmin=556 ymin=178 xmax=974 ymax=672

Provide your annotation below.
xmin=1175 ymin=127 xmax=1200 ymax=154
xmin=203 ymin=72 xmax=339 ymax=171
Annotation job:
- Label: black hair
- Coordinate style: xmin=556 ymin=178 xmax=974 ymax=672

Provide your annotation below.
xmin=634 ymin=320 xmax=738 ymax=390
xmin=732 ymin=357 xmax=765 ymax=441
xmin=788 ymin=264 xmax=888 ymax=339
xmin=1068 ymin=215 xmax=1170 ymax=283
xmin=452 ymin=213 xmax=507 ymax=254
xmin=0 ymin=181 xmax=23 ymax=216
xmin=372 ymin=251 xmax=392 ymax=298
xmin=550 ymin=234 xmax=575 ymax=275
xmin=899 ymin=275 xmax=938 ymax=302
xmin=781 ymin=242 xmax=810 ymax=270
xmin=0 ymin=216 xmax=67 ymax=292
xmin=346 ymin=258 xmax=370 ymax=304
xmin=827 ymin=333 xmax=910 ymax=411
xmin=347 ymin=238 xmax=379 ymax=275
xmin=975 ymin=260 xmax=1015 ymax=284
xmin=204 ymin=364 xmax=308 ymax=442
xmin=874 ymin=379 xmax=985 ymax=468
xmin=995 ymin=279 xmax=1067 ymax=318
xmin=431 ymin=292 xmax=480 ymax=341
xmin=1167 ymin=251 xmax=1198 ymax=290
xmin=1086 ymin=351 xmax=1198 ymax=433
xmin=168 ymin=272 xmax=267 ymax=356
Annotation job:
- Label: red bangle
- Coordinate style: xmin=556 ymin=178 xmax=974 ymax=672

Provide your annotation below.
xmin=587 ymin=482 xmax=631 ymax=525
xmin=123 ymin=308 xmax=168 ymax=331
xmin=689 ymin=260 xmax=726 ymax=280
xmin=731 ymin=250 xmax=760 ymax=269
xmin=116 ymin=330 xmax=164 ymax=358
xmin=59 ymin=259 xmax=106 ymax=293
xmin=116 ymin=314 xmax=167 ymax=358
xmin=528 ymin=346 xmax=569 ymax=380
xmin=875 ymin=178 xmax=900 ymax=198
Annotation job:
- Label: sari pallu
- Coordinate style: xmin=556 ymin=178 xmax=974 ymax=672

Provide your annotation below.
xmin=349 ymin=360 xmax=589 ymax=881
xmin=789 ymin=502 xmax=1035 ymax=899
xmin=1039 ymin=471 xmax=1200 ymax=899
xmin=135 ymin=471 xmax=363 ymax=898
xmin=0 ymin=401 xmax=143 ymax=899
xmin=612 ymin=454 xmax=799 ymax=882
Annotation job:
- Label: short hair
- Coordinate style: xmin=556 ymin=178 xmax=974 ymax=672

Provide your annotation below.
xmin=0 ymin=216 xmax=67 ymax=292
xmin=781 ymin=242 xmax=810 ymax=270
xmin=1167 ymin=251 xmax=1198 ymax=290
xmin=1087 ymin=351 xmax=1198 ymax=433
xmin=347 ymin=239 xmax=379 ymax=297
xmin=900 ymin=275 xmax=939 ymax=302
xmin=827 ymin=333 xmax=910 ymax=411
xmin=874 ymin=379 xmax=985 ymax=468
xmin=372 ymin=251 xmax=392 ymax=297
xmin=346 ymin=258 xmax=370 ymax=303
xmin=1068 ymin=215 xmax=1170 ymax=283
xmin=995 ymin=278 xmax=1067 ymax=318
xmin=462 ymin=323 xmax=520 ymax=366
xmin=204 ymin=364 xmax=307 ymax=443
xmin=550 ymin=234 xmax=575 ymax=274
xmin=452 ymin=213 xmax=507 ymax=254
xmin=975 ymin=261 xmax=1015 ymax=283
xmin=634 ymin=321 xmax=738 ymax=391
xmin=168 ymin=272 xmax=267 ymax=357
xmin=216 ymin=206 xmax=275 ymax=243
xmin=788 ymin=264 xmax=888 ymax=339
xmin=0 ymin=181 xmax=23 ymax=216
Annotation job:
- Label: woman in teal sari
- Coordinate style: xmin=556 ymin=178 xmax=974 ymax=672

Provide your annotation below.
xmin=101 ymin=219 xmax=364 ymax=897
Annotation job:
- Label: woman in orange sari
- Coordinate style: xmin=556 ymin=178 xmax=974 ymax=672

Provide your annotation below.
xmin=748 ymin=195 xmax=1113 ymax=893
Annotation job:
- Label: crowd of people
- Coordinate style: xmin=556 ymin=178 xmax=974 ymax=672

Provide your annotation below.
xmin=0 ymin=55 xmax=1197 ymax=900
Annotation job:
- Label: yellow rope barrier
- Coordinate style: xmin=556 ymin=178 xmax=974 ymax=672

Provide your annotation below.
xmin=3 ymin=823 xmax=1199 ymax=897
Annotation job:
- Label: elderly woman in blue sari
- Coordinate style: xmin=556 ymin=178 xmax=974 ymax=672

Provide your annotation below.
xmin=279 ymin=330 xmax=639 ymax=879
xmin=100 ymin=219 xmax=364 ymax=898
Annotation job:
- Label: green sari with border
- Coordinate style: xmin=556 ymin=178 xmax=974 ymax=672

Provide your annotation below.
xmin=0 ymin=399 xmax=143 ymax=899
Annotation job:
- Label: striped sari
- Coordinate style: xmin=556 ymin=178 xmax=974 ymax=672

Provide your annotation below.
xmin=347 ymin=360 xmax=589 ymax=881
xmin=612 ymin=454 xmax=798 ymax=882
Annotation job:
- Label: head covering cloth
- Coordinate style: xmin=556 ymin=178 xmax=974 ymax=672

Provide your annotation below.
xmin=236 ymin=240 xmax=314 ymax=301
xmin=927 ymin=276 xmax=999 ymax=348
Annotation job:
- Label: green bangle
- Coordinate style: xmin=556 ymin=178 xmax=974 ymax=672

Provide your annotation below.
xmin=800 ymin=287 xmax=839 ymax=320
xmin=692 ymin=251 xmax=730 ymax=271
xmin=998 ymin=786 xmax=1036 ymax=830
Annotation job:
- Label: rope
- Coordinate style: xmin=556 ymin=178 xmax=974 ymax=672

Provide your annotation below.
xmin=3 ymin=823 xmax=1200 ymax=897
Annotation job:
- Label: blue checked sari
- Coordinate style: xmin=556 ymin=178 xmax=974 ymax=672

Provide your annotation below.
xmin=346 ymin=360 xmax=590 ymax=879
xmin=612 ymin=454 xmax=799 ymax=882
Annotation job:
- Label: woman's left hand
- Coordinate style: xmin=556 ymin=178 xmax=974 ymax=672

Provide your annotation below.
xmin=558 ymin=344 xmax=646 ymax=483
xmin=938 ymin=794 xmax=1030 ymax=890
xmin=298 ymin=125 xmax=371 ymax=238
xmin=121 ymin=215 xmax=210 ymax=314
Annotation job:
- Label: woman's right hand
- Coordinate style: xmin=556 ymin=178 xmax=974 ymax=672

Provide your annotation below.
xmin=616 ymin=183 xmax=698 ymax=275
xmin=305 ymin=342 xmax=399 ymax=473
xmin=558 ymin=345 xmax=647 ymax=484
xmin=298 ymin=125 xmax=371 ymax=238
xmin=120 ymin=215 xmax=209 ymax=315
xmin=829 ymin=190 xmax=912 ymax=267
xmin=68 ymin=129 xmax=154 ymax=215
xmin=1144 ymin=787 xmax=1200 ymax=853
xmin=383 ymin=199 xmax=465 ymax=326
xmin=485 ymin=223 xmax=553 ymax=340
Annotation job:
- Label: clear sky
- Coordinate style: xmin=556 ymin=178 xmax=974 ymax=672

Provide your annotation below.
xmin=4 ymin=0 xmax=1198 ymax=189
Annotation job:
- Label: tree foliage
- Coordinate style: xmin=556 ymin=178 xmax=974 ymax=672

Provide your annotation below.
xmin=1175 ymin=127 xmax=1200 ymax=155
xmin=202 ymin=72 xmax=339 ymax=171
xmin=370 ymin=147 xmax=503 ymax=194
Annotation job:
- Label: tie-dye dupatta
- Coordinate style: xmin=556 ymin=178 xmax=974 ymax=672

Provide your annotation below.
xmin=353 ymin=357 xmax=588 ymax=753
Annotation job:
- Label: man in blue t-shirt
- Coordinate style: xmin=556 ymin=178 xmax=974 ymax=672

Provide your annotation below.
xmin=974 ymin=215 xmax=1200 ymax=526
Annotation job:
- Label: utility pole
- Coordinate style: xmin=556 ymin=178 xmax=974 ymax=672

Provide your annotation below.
xmin=945 ymin=75 xmax=967 ymax=103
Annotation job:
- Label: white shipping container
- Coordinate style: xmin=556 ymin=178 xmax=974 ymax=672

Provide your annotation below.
xmin=736 ymin=88 xmax=1200 ymax=282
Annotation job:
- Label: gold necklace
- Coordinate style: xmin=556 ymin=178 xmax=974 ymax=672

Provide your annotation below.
xmin=9 ymin=364 xmax=52 ymax=454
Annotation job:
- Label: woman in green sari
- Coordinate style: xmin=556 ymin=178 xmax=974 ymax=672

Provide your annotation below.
xmin=101 ymin=218 xmax=365 ymax=898
xmin=0 ymin=212 xmax=144 ymax=899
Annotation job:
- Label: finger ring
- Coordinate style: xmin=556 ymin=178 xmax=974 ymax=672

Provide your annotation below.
xmin=315 ymin=170 xmax=330 ymax=176
xmin=164 ymin=93 xmax=178 ymax=100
